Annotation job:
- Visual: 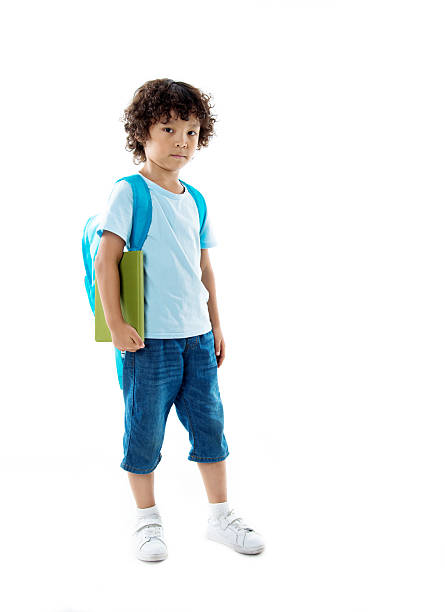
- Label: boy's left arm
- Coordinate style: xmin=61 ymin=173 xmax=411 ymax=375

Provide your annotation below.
xmin=200 ymin=248 xmax=225 ymax=368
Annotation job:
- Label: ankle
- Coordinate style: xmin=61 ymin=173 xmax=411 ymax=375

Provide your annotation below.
xmin=136 ymin=503 xmax=161 ymax=519
xmin=209 ymin=501 xmax=230 ymax=518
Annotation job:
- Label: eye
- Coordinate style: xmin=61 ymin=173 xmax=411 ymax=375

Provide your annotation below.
xmin=163 ymin=127 xmax=198 ymax=136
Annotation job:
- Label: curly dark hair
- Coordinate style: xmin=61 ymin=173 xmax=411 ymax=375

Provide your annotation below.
xmin=120 ymin=78 xmax=217 ymax=165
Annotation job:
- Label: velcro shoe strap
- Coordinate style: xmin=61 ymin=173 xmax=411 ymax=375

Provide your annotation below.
xmin=134 ymin=518 xmax=162 ymax=536
xmin=220 ymin=513 xmax=244 ymax=530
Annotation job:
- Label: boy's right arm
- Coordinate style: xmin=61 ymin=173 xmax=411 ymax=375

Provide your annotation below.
xmin=94 ymin=230 xmax=144 ymax=351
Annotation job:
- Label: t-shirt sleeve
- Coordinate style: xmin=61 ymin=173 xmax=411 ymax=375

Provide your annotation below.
xmin=200 ymin=200 xmax=218 ymax=248
xmin=96 ymin=180 xmax=133 ymax=248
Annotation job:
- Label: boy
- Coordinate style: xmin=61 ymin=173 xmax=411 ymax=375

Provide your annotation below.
xmin=95 ymin=78 xmax=264 ymax=562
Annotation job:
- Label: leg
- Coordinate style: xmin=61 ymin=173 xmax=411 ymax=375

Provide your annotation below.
xmin=127 ymin=471 xmax=156 ymax=509
xmin=197 ymin=459 xmax=227 ymax=503
xmin=174 ymin=330 xmax=230 ymax=474
xmin=121 ymin=338 xmax=184 ymax=505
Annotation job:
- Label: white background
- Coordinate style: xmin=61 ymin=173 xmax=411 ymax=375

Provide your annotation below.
xmin=2 ymin=1 xmax=444 ymax=610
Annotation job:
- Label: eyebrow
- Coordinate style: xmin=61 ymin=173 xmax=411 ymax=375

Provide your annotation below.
xmin=164 ymin=119 xmax=200 ymax=129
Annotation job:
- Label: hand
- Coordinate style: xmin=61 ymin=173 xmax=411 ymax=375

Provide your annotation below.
xmin=110 ymin=321 xmax=145 ymax=352
xmin=212 ymin=326 xmax=225 ymax=368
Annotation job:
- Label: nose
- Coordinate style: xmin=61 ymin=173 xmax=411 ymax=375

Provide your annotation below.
xmin=176 ymin=133 xmax=190 ymax=148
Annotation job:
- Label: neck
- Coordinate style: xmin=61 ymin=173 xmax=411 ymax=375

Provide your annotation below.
xmin=139 ymin=160 xmax=181 ymax=189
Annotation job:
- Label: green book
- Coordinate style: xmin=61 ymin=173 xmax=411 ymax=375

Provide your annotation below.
xmin=95 ymin=250 xmax=144 ymax=342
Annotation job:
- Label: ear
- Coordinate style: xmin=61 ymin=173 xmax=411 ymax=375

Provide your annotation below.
xmin=138 ymin=126 xmax=151 ymax=145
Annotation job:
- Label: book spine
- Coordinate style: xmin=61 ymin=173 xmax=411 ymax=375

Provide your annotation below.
xmin=139 ymin=252 xmax=144 ymax=339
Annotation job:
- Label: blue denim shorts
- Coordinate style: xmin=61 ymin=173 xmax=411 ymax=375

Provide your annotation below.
xmin=120 ymin=329 xmax=229 ymax=474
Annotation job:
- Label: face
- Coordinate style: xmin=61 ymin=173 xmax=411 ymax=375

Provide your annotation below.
xmin=143 ymin=111 xmax=201 ymax=168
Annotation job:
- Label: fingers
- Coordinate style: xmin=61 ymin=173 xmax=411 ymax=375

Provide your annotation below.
xmin=116 ymin=336 xmax=145 ymax=352
xmin=130 ymin=335 xmax=145 ymax=351
xmin=216 ymin=340 xmax=225 ymax=367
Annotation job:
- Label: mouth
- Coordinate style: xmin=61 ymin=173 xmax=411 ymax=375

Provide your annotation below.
xmin=171 ymin=154 xmax=186 ymax=158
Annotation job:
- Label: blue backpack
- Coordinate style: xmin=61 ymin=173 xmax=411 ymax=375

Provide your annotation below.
xmin=82 ymin=173 xmax=209 ymax=389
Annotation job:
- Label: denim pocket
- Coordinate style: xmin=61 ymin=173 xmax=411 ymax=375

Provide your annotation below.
xmin=202 ymin=329 xmax=214 ymax=342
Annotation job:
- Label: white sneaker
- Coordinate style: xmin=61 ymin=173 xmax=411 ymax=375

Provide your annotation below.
xmin=206 ymin=507 xmax=265 ymax=555
xmin=133 ymin=514 xmax=168 ymax=562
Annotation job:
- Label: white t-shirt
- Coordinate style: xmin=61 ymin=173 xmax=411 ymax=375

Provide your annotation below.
xmin=97 ymin=172 xmax=218 ymax=339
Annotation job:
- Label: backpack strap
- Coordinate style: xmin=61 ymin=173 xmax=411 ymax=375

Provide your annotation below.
xmin=178 ymin=179 xmax=207 ymax=233
xmin=116 ymin=174 xmax=153 ymax=251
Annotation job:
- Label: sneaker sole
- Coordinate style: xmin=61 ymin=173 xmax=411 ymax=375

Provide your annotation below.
xmin=206 ymin=530 xmax=265 ymax=555
xmin=136 ymin=550 xmax=168 ymax=562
